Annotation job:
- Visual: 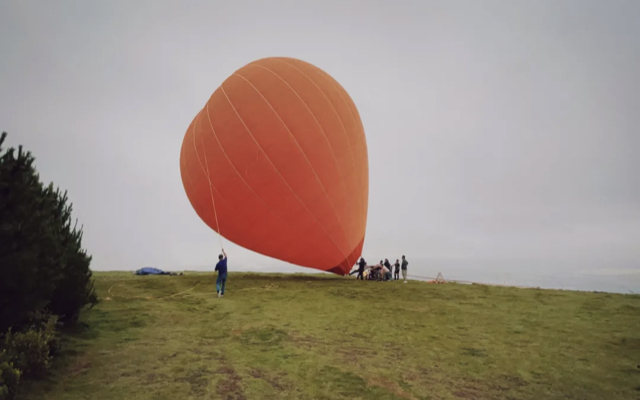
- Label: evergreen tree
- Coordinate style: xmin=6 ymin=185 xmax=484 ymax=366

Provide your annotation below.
xmin=0 ymin=132 xmax=97 ymax=333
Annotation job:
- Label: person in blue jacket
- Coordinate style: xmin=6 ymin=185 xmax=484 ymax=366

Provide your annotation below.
xmin=215 ymin=248 xmax=228 ymax=297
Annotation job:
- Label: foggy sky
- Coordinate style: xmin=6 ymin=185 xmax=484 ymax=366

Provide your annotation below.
xmin=1 ymin=1 xmax=638 ymax=291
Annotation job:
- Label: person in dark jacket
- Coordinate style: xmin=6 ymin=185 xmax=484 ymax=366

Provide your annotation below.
xmin=401 ymin=255 xmax=408 ymax=281
xmin=215 ymin=249 xmax=228 ymax=297
xmin=356 ymin=257 xmax=367 ymax=280
xmin=394 ymin=259 xmax=400 ymax=280
xmin=383 ymin=259 xmax=392 ymax=281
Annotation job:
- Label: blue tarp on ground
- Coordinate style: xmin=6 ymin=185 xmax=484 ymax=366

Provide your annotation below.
xmin=135 ymin=267 xmax=168 ymax=275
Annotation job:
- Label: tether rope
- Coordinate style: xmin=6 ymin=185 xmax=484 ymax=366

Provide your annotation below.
xmin=198 ymin=118 xmax=224 ymax=252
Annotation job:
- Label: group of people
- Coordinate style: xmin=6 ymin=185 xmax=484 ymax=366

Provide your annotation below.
xmin=212 ymin=250 xmax=410 ymax=298
xmin=350 ymin=256 xmax=408 ymax=282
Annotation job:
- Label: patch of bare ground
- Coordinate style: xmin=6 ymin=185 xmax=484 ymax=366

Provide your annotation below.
xmin=249 ymin=368 xmax=290 ymax=391
xmin=216 ymin=361 xmax=246 ymax=400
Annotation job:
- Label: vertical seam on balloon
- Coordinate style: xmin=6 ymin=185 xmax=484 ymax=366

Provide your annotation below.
xmin=308 ymin=71 xmax=368 ymax=272
xmin=231 ymin=72 xmax=355 ymax=269
xmin=270 ymin=58 xmax=364 ymax=243
xmin=190 ymin=110 xmax=210 ymax=180
xmin=272 ymin=58 xmax=360 ymax=176
xmin=203 ymin=96 xmax=305 ymax=260
xmin=203 ymin=101 xmax=288 ymax=224
xmin=309 ymin=64 xmax=370 ymax=242
xmin=315 ymin=68 xmax=369 ymax=190
xmin=182 ymin=147 xmax=219 ymax=208
xmin=312 ymin=66 xmax=370 ymax=229
xmin=189 ymin=112 xmax=290 ymax=258
xmin=220 ymin=83 xmax=352 ymax=268
xmin=181 ymin=135 xmax=198 ymax=190
xmin=183 ymin=127 xmax=232 ymax=226
xmin=245 ymin=63 xmax=357 ymax=252
xmin=189 ymin=112 xmax=224 ymax=243
xmin=197 ymin=114 xmax=223 ymax=247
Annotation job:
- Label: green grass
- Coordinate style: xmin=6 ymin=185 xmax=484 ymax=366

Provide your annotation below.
xmin=17 ymin=272 xmax=640 ymax=400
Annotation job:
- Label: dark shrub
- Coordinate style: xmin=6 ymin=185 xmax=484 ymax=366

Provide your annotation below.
xmin=3 ymin=313 xmax=60 ymax=379
xmin=0 ymin=351 xmax=21 ymax=400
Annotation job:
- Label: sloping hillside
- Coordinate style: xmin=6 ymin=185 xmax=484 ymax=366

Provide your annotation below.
xmin=18 ymin=272 xmax=640 ymax=400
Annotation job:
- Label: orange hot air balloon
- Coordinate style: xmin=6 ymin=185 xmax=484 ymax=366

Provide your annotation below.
xmin=179 ymin=57 xmax=368 ymax=275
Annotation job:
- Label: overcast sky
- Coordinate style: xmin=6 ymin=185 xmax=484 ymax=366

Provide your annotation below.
xmin=1 ymin=1 xmax=638 ymax=291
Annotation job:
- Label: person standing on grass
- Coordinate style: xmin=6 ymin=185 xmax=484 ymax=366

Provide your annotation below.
xmin=401 ymin=255 xmax=408 ymax=281
xmin=356 ymin=257 xmax=366 ymax=280
xmin=394 ymin=259 xmax=400 ymax=280
xmin=215 ymin=248 xmax=228 ymax=297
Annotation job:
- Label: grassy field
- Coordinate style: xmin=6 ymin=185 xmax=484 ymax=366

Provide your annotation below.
xmin=17 ymin=272 xmax=640 ymax=400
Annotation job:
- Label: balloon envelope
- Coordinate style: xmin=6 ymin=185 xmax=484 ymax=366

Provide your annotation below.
xmin=180 ymin=57 xmax=368 ymax=275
